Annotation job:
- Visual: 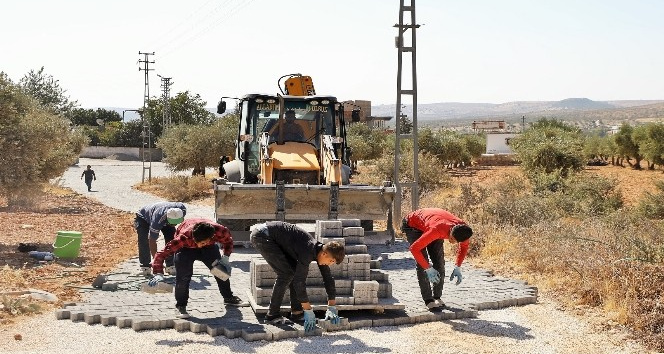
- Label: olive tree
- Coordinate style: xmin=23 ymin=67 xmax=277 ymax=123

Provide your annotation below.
xmin=157 ymin=114 xmax=239 ymax=174
xmin=0 ymin=73 xmax=86 ymax=206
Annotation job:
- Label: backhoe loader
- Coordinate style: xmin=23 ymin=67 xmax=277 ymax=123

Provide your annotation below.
xmin=214 ymin=74 xmax=395 ymax=244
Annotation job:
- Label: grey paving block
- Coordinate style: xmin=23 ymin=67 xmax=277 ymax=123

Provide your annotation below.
xmin=173 ymin=320 xmax=190 ymax=332
xmin=189 ymin=322 xmax=207 ymax=333
xmin=84 ymin=313 xmax=101 ymax=325
xmin=348 ymin=317 xmax=373 ymax=330
xmin=339 ymin=219 xmax=361 ymax=227
xmin=266 ymin=324 xmax=301 ymax=340
xmin=242 ymin=325 xmax=273 ymax=341
xmin=343 ymin=227 xmax=365 ymax=236
xmin=115 ymin=317 xmax=132 ymax=329
xmin=316 ymin=317 xmax=350 ymax=332
xmin=55 ymin=309 xmax=70 ymax=320
xmin=100 ymin=315 xmax=117 ymax=326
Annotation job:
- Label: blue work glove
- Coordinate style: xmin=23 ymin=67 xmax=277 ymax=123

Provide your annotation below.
xmin=324 ymin=306 xmax=340 ymax=325
xmin=303 ymin=309 xmax=317 ymax=332
xmin=219 ymin=255 xmax=231 ymax=274
xmin=148 ymin=274 xmax=164 ymax=287
xmin=424 ymin=267 xmax=441 ymax=284
xmin=449 ymin=265 xmax=463 ymax=285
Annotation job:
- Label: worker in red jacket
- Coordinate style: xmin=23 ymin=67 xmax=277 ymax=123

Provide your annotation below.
xmin=148 ymin=218 xmax=248 ymax=319
xmin=402 ymin=208 xmax=473 ymax=311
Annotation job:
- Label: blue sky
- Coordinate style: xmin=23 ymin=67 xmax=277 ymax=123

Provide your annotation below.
xmin=2 ymin=0 xmax=663 ymax=108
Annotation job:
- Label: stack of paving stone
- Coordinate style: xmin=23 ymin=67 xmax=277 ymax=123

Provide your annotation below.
xmin=248 ymin=219 xmax=404 ymax=313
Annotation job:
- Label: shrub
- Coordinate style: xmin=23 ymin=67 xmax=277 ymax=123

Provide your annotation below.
xmin=161 ymin=175 xmax=211 ymax=202
xmin=637 ymin=180 xmax=664 ymax=219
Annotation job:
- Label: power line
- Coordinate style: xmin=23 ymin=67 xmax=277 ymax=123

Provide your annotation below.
xmin=158 ymin=0 xmax=255 ymax=58
xmin=152 ymin=0 xmax=234 ymax=55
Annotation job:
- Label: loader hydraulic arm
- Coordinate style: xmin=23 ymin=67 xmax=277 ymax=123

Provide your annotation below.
xmin=321 ymin=135 xmax=342 ymax=185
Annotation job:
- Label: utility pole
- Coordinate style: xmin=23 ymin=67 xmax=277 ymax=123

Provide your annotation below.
xmin=138 ymin=51 xmax=155 ymax=183
xmin=522 ymin=115 xmax=526 ymax=132
xmin=158 ymin=75 xmax=173 ymax=132
xmin=393 ymin=0 xmax=421 ymax=228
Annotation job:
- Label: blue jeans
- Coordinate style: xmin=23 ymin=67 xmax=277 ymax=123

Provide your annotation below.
xmin=134 ymin=216 xmax=174 ymax=268
xmin=250 ymin=227 xmax=303 ymax=316
xmin=174 ymin=245 xmax=234 ymax=308
xmin=402 ymin=219 xmax=445 ymax=302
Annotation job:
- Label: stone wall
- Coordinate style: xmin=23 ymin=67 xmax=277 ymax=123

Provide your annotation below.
xmin=80 ymin=146 xmax=163 ymax=161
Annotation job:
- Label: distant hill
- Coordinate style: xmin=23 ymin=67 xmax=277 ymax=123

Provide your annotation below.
xmin=371 ymin=99 xmax=664 ymax=121
xmin=96 ymin=99 xmax=664 ymax=124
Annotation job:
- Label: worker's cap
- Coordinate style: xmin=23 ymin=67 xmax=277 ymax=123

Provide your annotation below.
xmin=166 ymin=208 xmax=184 ymax=225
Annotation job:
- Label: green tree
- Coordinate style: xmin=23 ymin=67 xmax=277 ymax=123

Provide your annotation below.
xmin=70 ymin=107 xmax=121 ymax=126
xmin=398 ymin=114 xmax=412 ymax=134
xmin=157 ymin=114 xmax=239 ymax=174
xmin=143 ymin=91 xmax=215 ymax=139
xmin=0 ymin=73 xmax=86 ymax=206
xmin=510 ymin=119 xmax=585 ymax=177
xmin=613 ymin=123 xmax=642 ymax=169
xmin=346 ymin=123 xmax=387 ymax=168
xmin=18 ymin=67 xmax=78 ymax=117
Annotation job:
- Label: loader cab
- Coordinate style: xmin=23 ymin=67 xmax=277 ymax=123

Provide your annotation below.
xmin=222 ymin=94 xmax=348 ymax=184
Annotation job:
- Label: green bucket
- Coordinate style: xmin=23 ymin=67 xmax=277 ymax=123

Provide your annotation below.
xmin=53 ymin=231 xmax=82 ymax=258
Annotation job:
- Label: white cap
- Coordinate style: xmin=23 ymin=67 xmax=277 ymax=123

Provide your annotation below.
xmin=166 ymin=208 xmax=184 ymax=225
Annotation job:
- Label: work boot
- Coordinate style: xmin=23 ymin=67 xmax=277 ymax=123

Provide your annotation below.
xmin=165 ymin=266 xmax=176 ymax=276
xmin=224 ymin=295 xmax=249 ymax=307
xmin=265 ymin=314 xmax=293 ymax=325
xmin=175 ymin=306 xmax=190 ymax=319
xmin=426 ymin=299 xmax=441 ymax=311
xmin=288 ymin=311 xmax=304 ymax=323
xmin=434 ymin=298 xmax=446 ymax=308
xmin=137 ymin=266 xmax=152 ymax=276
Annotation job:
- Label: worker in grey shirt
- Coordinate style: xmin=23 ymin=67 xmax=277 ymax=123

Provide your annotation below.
xmin=135 ymin=201 xmax=186 ymax=276
xmin=250 ymin=221 xmax=345 ymax=331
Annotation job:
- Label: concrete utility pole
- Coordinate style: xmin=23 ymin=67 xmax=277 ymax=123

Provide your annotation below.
xmin=393 ymin=0 xmax=421 ymax=226
xmin=158 ymin=75 xmax=173 ymax=132
xmin=138 ymin=51 xmax=155 ymax=183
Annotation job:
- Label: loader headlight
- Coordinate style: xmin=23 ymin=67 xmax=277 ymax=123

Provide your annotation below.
xmin=309 ymin=100 xmax=319 ymax=106
xmin=267 ymin=99 xmax=276 ymax=104
xmin=321 ymin=100 xmax=330 ymax=104
xmin=255 ymin=98 xmax=264 ymax=103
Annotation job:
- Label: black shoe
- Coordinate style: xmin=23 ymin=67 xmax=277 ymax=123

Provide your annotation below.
xmin=288 ymin=311 xmax=304 ymax=322
xmin=175 ymin=306 xmax=190 ymax=319
xmin=434 ymin=298 xmax=446 ymax=308
xmin=224 ymin=295 xmax=249 ymax=307
xmin=265 ymin=314 xmax=293 ymax=325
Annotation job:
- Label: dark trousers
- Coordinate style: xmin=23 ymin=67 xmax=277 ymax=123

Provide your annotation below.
xmin=402 ymin=219 xmax=445 ymax=302
xmin=174 ymin=245 xmax=234 ymax=308
xmin=134 ymin=217 xmax=174 ymax=268
xmin=250 ymin=228 xmax=303 ymax=316
xmin=84 ymin=178 xmax=93 ymax=191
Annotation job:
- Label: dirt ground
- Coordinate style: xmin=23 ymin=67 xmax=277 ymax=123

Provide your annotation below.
xmin=0 ymin=187 xmax=136 ymax=326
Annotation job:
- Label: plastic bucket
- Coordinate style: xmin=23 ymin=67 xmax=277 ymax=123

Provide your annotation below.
xmin=53 ymin=231 xmax=82 ymax=258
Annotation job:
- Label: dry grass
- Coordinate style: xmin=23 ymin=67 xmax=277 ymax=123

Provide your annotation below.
xmin=414 ymin=165 xmax=664 ymax=351
xmin=134 ymin=175 xmax=214 ymax=203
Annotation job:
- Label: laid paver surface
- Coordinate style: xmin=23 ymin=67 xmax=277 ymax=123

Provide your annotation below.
xmin=56 ymin=158 xmax=538 ymax=341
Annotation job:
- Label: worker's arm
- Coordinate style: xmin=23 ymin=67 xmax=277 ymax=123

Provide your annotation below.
xmin=292 ymin=261 xmax=311 ymax=307
xmin=319 ymin=264 xmax=336 ymax=303
xmin=455 ymin=239 xmax=470 ymax=266
xmin=409 ymin=228 xmax=441 ymax=269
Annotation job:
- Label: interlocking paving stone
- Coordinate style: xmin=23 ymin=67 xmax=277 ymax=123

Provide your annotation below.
xmin=55 ymin=241 xmax=538 ymax=341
